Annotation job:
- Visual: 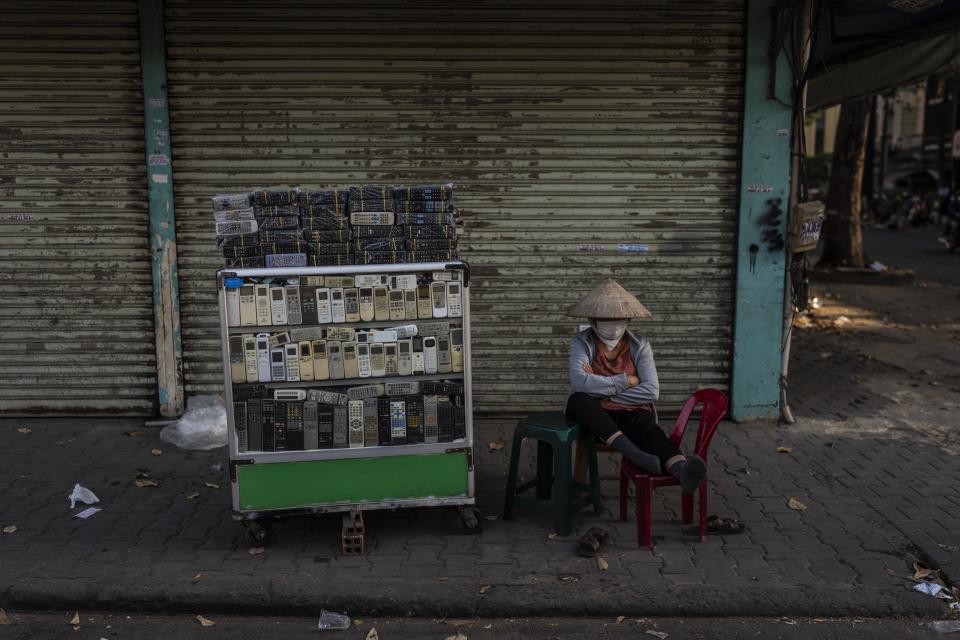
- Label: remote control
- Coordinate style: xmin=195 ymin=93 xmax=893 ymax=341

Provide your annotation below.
xmin=312 ymin=339 xmax=329 ymax=380
xmin=357 ymin=342 xmax=371 ymax=378
xmin=422 ymin=336 xmax=438 ymax=374
xmin=348 ymin=400 xmax=364 ymax=448
xmin=316 ymin=287 xmax=333 ymax=324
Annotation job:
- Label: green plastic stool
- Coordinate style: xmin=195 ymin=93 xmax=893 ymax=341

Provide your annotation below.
xmin=502 ymin=412 xmax=603 ymax=536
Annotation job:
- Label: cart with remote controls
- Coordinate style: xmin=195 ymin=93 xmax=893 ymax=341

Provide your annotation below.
xmin=217 ymin=261 xmax=476 ymax=548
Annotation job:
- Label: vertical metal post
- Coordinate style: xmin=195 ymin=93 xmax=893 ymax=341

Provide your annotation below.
xmin=730 ymin=0 xmax=795 ymax=421
xmin=779 ymin=0 xmax=812 ymax=426
xmin=138 ymin=0 xmax=184 ymax=417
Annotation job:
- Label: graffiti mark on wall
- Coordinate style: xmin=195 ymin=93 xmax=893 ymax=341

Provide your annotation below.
xmin=758 ymin=198 xmax=785 ymax=252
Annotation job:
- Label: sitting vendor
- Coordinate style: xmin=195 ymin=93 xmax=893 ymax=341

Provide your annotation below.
xmin=565 ymin=278 xmax=706 ymax=494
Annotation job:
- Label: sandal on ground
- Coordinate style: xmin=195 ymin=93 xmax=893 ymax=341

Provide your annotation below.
xmin=684 ymin=515 xmax=746 ymax=536
xmin=575 ymin=527 xmax=609 ymax=557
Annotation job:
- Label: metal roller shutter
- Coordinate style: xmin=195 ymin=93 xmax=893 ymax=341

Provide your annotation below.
xmin=0 ymin=1 xmax=156 ymax=415
xmin=165 ymin=0 xmax=744 ymax=412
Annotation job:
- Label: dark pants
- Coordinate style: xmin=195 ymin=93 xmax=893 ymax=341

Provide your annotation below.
xmin=565 ymin=392 xmax=682 ymax=466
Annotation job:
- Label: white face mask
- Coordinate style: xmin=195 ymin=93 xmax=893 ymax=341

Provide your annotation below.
xmin=591 ymin=319 xmax=629 ymax=349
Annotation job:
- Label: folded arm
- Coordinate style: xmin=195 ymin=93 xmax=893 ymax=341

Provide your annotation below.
xmin=568 ymin=337 xmax=629 ymax=398
xmin=607 ymin=341 xmax=660 ymax=405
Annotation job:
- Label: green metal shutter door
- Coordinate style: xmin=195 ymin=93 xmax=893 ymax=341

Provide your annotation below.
xmin=165 ymin=1 xmax=743 ymax=412
xmin=0 ymin=1 xmax=156 ymax=415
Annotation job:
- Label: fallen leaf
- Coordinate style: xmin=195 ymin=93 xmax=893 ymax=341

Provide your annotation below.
xmin=483 ymin=514 xmax=498 ymax=521
xmin=16 ymin=428 xmax=31 ymax=434
xmin=353 ymin=619 xmax=363 ymax=626
xmin=204 ymin=482 xmax=220 ymax=489
xmin=558 ymin=575 xmax=578 ymax=582
xmin=2 ymin=526 xmax=16 ymax=534
xmin=0 ymin=609 xmax=9 ymax=625
xmin=596 ymin=556 xmax=609 ymax=571
xmin=913 ymin=562 xmax=939 ymax=580
xmin=134 ymin=478 xmax=158 ymax=488
xmin=366 ymin=628 xmax=379 ymax=640
xmin=248 ymin=546 xmax=265 ymax=556
xmin=479 ymin=584 xmax=491 ymax=594
xmin=787 ymin=497 xmax=807 ymax=511
xmin=487 ymin=441 xmax=504 ymax=451
xmin=645 ymin=631 xmax=668 ymax=639
xmin=69 ymin=612 xmax=80 ymax=626
xmin=444 ymin=633 xmax=467 ymax=640
xmin=616 ymin=616 xmax=626 ymax=624
xmin=124 ymin=431 xmax=143 ymax=437
xmin=776 ymin=446 xmax=792 ymax=453
xmin=151 ymin=449 xmax=163 ymax=456
xmin=186 ymin=492 xmax=200 ymax=500
xmin=196 ymin=615 xmax=215 ymax=627
xmin=547 ymin=532 xmax=558 ymax=540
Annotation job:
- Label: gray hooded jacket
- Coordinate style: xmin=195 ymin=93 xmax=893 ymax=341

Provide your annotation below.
xmin=567 ymin=328 xmax=660 ymax=406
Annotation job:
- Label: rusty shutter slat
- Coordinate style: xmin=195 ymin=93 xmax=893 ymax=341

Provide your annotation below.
xmin=0 ymin=0 xmax=156 ymax=415
xmin=165 ymin=0 xmax=744 ymax=412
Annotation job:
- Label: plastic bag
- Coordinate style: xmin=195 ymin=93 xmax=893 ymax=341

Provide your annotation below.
xmin=317 ymin=610 xmax=351 ymax=630
xmin=160 ymin=395 xmax=227 ymax=450
xmin=67 ymin=483 xmax=100 ymax=509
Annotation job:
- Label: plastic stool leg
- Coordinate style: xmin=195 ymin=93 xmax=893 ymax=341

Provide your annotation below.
xmin=639 ymin=478 xmax=653 ymax=548
xmin=552 ymin=442 xmax=573 ymax=536
xmin=586 ymin=436 xmax=602 ymax=515
xmin=699 ymin=480 xmax=708 ymax=543
xmin=502 ymin=428 xmax=525 ymax=519
xmin=619 ymin=467 xmax=629 ymax=522
xmin=682 ymin=493 xmax=693 ymax=524
xmin=536 ymin=439 xmax=553 ymax=501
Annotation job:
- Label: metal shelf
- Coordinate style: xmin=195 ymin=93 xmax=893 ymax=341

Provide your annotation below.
xmin=228 ymin=318 xmax=463 ymax=334
xmin=235 ymin=439 xmax=470 ymax=463
xmin=234 ymin=372 xmax=464 ymax=389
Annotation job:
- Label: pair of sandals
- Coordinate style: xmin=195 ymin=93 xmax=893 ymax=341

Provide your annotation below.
xmin=576 ymin=515 xmax=745 ymax=556
xmin=576 ymin=527 xmax=609 ymax=557
xmin=684 ymin=515 xmax=745 ymax=535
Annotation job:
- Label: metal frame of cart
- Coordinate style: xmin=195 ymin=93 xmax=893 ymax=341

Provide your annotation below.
xmin=216 ymin=261 xmax=476 ymax=534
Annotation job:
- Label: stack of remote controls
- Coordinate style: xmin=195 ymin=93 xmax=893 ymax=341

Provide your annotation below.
xmin=231 ymin=381 xmax=466 ymax=452
xmin=212 ymin=183 xmax=458 ymax=267
xmin=227 ymin=323 xmax=465 ymax=384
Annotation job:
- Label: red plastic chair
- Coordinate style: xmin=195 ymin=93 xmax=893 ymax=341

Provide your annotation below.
xmin=618 ymin=388 xmax=728 ymax=547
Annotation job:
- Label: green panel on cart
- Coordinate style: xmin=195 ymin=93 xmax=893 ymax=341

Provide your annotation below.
xmin=236 ymin=452 xmax=468 ymax=510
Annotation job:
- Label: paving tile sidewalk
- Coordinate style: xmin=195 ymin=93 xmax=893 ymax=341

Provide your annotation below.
xmin=1 ymin=282 xmax=957 ymax=618
xmin=0 ymin=411 xmax=952 ymax=618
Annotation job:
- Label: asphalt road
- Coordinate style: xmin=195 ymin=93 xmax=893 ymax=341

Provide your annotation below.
xmin=0 ymin=612 xmax=950 ymax=639
xmin=863 ymin=227 xmax=960 ymax=286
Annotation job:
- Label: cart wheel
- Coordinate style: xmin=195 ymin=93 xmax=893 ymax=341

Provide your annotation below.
xmin=457 ymin=506 xmax=483 ymax=534
xmin=243 ymin=519 xmax=274 ymax=546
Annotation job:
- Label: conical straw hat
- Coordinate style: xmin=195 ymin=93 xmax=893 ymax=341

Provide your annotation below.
xmin=566 ymin=278 xmax=652 ymax=319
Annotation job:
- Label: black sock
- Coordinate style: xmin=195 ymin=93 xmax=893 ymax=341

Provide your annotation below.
xmin=608 ymin=435 xmax=661 ymax=475
xmin=668 ymin=455 xmax=706 ymax=494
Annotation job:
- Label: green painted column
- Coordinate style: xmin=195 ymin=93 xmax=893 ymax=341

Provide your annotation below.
xmin=730 ymin=0 xmax=794 ymax=421
xmin=138 ymin=0 xmax=184 ymax=417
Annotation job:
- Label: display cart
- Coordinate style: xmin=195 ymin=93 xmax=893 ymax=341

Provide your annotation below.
xmin=217 ymin=261 xmax=476 ymax=548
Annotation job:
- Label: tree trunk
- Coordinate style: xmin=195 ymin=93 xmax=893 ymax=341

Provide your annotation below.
xmin=817 ymin=97 xmax=870 ymax=268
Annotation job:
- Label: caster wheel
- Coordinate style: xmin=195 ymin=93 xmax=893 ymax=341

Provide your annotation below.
xmin=457 ymin=506 xmax=483 ymax=534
